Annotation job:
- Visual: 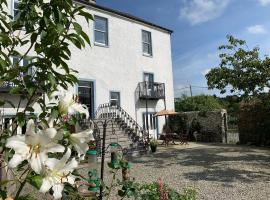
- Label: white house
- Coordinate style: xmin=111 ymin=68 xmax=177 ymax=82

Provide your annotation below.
xmin=0 ymin=0 xmax=174 ymax=140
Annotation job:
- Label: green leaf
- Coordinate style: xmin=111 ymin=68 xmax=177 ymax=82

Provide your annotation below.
xmin=0 ymin=100 xmax=5 ymax=106
xmin=16 ymin=112 xmax=26 ymax=127
xmin=26 ymin=174 xmax=43 ymax=190
xmin=30 ymin=33 xmax=38 ymax=44
xmin=73 ymin=22 xmax=82 ymax=34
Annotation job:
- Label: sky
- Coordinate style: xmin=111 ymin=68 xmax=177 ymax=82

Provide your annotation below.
xmin=97 ymin=0 xmax=270 ymax=97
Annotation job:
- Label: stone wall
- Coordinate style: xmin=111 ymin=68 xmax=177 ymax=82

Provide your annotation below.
xmin=169 ymin=109 xmax=228 ymax=143
xmin=184 ymin=109 xmax=228 ymax=143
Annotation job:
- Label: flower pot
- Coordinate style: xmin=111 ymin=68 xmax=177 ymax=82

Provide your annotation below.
xmin=150 ymin=145 xmax=157 ymax=153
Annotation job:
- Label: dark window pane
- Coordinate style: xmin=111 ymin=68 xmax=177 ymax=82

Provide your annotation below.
xmin=143 ymin=43 xmax=149 ymax=54
xmin=95 ymin=31 xmax=107 ymax=45
xmin=78 ymin=81 xmax=94 ymax=118
xmin=13 ymin=57 xmax=20 ymax=65
xmin=142 ymin=31 xmax=149 ymax=43
xmin=95 ymin=17 xmax=107 ymax=31
xmin=110 ymin=92 xmax=120 ymax=106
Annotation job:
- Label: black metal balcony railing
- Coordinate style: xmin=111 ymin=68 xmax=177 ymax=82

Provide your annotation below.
xmin=136 ymin=81 xmax=165 ymax=100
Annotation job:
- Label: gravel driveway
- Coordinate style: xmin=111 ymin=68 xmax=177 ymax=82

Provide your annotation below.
xmin=127 ymin=143 xmax=270 ymax=200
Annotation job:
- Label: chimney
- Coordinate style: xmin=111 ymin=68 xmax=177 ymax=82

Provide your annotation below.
xmin=89 ymin=0 xmax=96 ymax=3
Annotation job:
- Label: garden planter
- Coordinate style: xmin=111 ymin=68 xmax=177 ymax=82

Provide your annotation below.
xmin=150 ymin=145 xmax=157 ymax=153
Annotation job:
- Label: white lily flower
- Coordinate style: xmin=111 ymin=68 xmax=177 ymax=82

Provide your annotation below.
xmin=70 ymin=129 xmax=94 ymax=160
xmin=51 ymin=90 xmax=89 ymax=119
xmin=40 ymin=148 xmax=78 ymax=199
xmin=6 ymin=120 xmax=65 ymax=174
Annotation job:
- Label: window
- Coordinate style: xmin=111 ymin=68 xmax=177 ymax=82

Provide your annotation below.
xmin=94 ymin=16 xmax=108 ymax=46
xmin=12 ymin=57 xmax=33 ymax=76
xmin=12 ymin=0 xmax=20 ymax=20
xmin=78 ymin=80 xmax=94 ymax=118
xmin=110 ymin=92 xmax=120 ymax=106
xmin=142 ymin=30 xmax=152 ymax=56
xmin=143 ymin=73 xmax=154 ymax=83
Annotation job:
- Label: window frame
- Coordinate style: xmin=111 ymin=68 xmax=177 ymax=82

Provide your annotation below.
xmin=94 ymin=15 xmax=109 ymax=47
xmin=77 ymin=80 xmax=95 ymax=118
xmin=109 ymin=91 xmax=121 ymax=107
xmin=142 ymin=30 xmax=153 ymax=56
xmin=12 ymin=0 xmax=19 ymax=20
xmin=142 ymin=112 xmax=157 ymax=130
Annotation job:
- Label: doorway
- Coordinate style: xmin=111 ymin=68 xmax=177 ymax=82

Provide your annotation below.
xmin=78 ymin=80 xmax=95 ymax=119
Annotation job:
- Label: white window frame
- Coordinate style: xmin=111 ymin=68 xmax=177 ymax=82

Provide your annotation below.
xmin=109 ymin=91 xmax=120 ymax=107
xmin=142 ymin=30 xmax=152 ymax=56
xmin=12 ymin=0 xmax=19 ymax=19
xmin=94 ymin=15 xmax=109 ymax=46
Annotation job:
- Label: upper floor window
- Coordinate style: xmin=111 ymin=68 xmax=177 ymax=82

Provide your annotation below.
xmin=142 ymin=30 xmax=152 ymax=56
xmin=94 ymin=16 xmax=108 ymax=46
xmin=12 ymin=0 xmax=20 ymax=20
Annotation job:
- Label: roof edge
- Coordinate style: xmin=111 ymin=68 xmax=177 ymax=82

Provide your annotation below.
xmin=75 ymin=0 xmax=173 ymax=34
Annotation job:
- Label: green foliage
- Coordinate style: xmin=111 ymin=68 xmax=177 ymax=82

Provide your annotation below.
xmin=0 ymin=0 xmax=93 ymax=198
xmin=0 ymin=0 xmax=93 ymax=124
xmin=26 ymin=173 xmax=43 ymax=190
xmin=117 ymin=181 xmax=197 ymax=200
xmin=150 ymin=139 xmax=158 ymax=147
xmin=175 ymin=95 xmax=223 ymax=112
xmin=218 ymin=95 xmax=241 ymax=116
xmin=206 ymin=35 xmax=270 ymax=97
xmin=238 ymin=95 xmax=270 ymax=146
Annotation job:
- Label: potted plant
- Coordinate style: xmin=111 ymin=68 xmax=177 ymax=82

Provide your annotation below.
xmin=150 ymin=139 xmax=158 ymax=153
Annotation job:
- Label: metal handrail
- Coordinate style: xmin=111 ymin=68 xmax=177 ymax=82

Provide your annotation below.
xmin=95 ymin=103 xmax=149 ymax=143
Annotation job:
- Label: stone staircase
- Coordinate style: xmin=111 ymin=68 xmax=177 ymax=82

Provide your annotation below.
xmin=93 ymin=103 xmax=149 ymax=157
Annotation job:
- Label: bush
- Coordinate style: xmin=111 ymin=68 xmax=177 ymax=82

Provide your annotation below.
xmin=175 ymin=95 xmax=223 ymax=112
xmin=118 ymin=180 xmax=197 ymax=200
xmin=238 ymin=97 xmax=270 ymax=146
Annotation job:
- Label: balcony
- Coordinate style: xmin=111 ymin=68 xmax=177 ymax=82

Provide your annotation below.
xmin=136 ymin=81 xmax=165 ymax=100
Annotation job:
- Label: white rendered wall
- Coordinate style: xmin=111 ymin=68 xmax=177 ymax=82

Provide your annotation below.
xmin=1 ymin=1 xmax=175 ymax=138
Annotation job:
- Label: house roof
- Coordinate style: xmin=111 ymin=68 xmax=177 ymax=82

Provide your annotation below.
xmin=75 ymin=0 xmax=173 ymax=34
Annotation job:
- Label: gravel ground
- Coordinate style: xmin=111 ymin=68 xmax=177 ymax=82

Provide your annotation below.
xmin=126 ymin=142 xmax=270 ymax=200
xmin=22 ymin=142 xmax=270 ymax=200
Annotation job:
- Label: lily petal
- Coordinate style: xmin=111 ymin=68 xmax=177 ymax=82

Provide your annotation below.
xmin=30 ymin=152 xmax=47 ymax=174
xmin=46 ymin=143 xmax=65 ymax=154
xmin=40 ymin=178 xmax=52 ymax=193
xmin=60 ymin=158 xmax=78 ymax=174
xmin=6 ymin=135 xmax=29 ymax=152
xmin=44 ymin=128 xmax=57 ymax=139
xmin=8 ymin=154 xmax=25 ymax=168
xmin=52 ymin=184 xmax=64 ymax=199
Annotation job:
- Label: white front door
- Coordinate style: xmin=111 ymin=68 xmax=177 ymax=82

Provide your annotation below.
xmin=143 ymin=112 xmax=158 ymax=139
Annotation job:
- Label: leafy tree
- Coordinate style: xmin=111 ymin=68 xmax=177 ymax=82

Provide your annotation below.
xmin=206 ymin=35 xmax=270 ymax=97
xmin=0 ymin=0 xmax=93 ymax=198
xmin=175 ymin=95 xmax=223 ymax=112
xmin=218 ymin=95 xmax=242 ymax=116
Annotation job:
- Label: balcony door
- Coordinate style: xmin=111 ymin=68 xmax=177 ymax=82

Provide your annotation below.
xmin=78 ymin=80 xmax=94 ymax=119
xmin=143 ymin=73 xmax=154 ymax=96
xmin=143 ymin=73 xmax=154 ymax=83
xmin=143 ymin=112 xmax=158 ymax=139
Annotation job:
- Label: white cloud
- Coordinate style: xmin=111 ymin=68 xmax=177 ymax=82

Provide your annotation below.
xmin=201 ymin=68 xmax=211 ymax=75
xmin=247 ymin=25 xmax=267 ymax=34
xmin=257 ymin=0 xmax=270 ymax=6
xmin=179 ymin=0 xmax=230 ymax=25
